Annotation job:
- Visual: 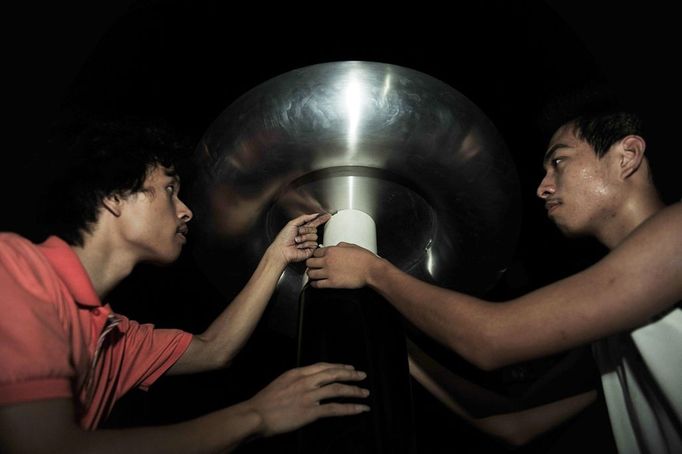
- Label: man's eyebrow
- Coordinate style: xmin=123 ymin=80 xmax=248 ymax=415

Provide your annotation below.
xmin=163 ymin=166 xmax=179 ymax=178
xmin=543 ymin=143 xmax=570 ymax=165
xmin=164 ymin=172 xmax=181 ymax=185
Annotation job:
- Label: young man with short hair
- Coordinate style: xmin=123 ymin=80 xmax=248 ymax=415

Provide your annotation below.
xmin=306 ymin=108 xmax=681 ymax=452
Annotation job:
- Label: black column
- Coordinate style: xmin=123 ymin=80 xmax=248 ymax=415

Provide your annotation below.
xmin=297 ymin=286 xmax=416 ymax=454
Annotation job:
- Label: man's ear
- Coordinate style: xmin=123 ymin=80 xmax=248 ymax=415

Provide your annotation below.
xmin=617 ymin=135 xmax=646 ymax=179
xmin=102 ymin=194 xmax=123 ymax=217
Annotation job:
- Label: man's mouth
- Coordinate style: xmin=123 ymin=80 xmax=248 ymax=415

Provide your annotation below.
xmin=177 ymin=225 xmax=189 ymax=240
xmin=545 ymin=200 xmax=561 ymax=214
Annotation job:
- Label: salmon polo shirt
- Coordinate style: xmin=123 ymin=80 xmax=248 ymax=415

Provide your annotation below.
xmin=0 ymin=233 xmax=193 ymax=429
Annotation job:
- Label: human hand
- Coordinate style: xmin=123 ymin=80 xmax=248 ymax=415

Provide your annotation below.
xmin=269 ymin=213 xmax=332 ymax=266
xmin=305 ymin=242 xmax=380 ymax=289
xmin=246 ymin=362 xmax=370 ymax=437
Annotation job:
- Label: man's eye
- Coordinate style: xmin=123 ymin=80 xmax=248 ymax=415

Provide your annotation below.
xmin=551 ymin=157 xmax=564 ymax=168
xmin=166 ymin=185 xmax=176 ymax=194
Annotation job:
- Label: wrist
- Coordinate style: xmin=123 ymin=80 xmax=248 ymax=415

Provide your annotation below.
xmin=263 ymin=245 xmax=288 ymax=273
xmin=233 ymin=399 xmax=267 ymax=439
xmin=366 ymin=255 xmax=390 ymax=290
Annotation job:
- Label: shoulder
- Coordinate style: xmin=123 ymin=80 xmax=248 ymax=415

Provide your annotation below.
xmin=0 ymin=233 xmax=61 ymax=302
xmin=602 ymin=203 xmax=681 ymax=272
xmin=624 ymin=203 xmax=681 ymax=247
xmin=647 ymin=202 xmax=680 ymax=226
xmin=0 ymin=233 xmax=46 ymax=270
xmin=648 ymin=202 xmax=681 ymax=223
xmin=595 ymin=203 xmax=682 ymax=317
xmin=0 ymin=232 xmax=39 ymax=252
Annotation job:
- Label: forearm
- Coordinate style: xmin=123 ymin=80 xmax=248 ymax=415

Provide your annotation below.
xmin=370 ymin=258 xmax=590 ymax=369
xmin=368 ymin=259 xmax=502 ymax=369
xmin=368 ymin=240 xmax=680 ymax=369
xmin=200 ymin=247 xmax=286 ymax=367
xmin=0 ymin=399 xmax=264 ymax=454
xmin=410 ymin=355 xmax=596 ymax=446
xmin=170 ymin=247 xmax=286 ymax=374
xmin=81 ymin=403 xmax=261 ymax=454
xmin=476 ymin=390 xmax=597 ymax=446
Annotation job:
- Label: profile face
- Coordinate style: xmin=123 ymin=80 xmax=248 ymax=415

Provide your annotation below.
xmin=537 ymin=124 xmax=620 ymax=237
xmin=118 ymin=165 xmax=193 ymax=263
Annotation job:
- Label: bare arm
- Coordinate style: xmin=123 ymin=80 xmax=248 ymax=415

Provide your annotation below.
xmin=0 ymin=363 xmax=369 ymax=454
xmin=408 ymin=339 xmax=597 ymax=446
xmin=0 ymin=398 xmax=262 ymax=454
xmin=307 ymin=203 xmax=682 ymax=369
xmin=408 ymin=353 xmax=597 ymax=446
xmin=170 ymin=213 xmax=331 ymax=374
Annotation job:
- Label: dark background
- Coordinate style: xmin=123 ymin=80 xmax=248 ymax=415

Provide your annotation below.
xmin=2 ymin=1 xmax=680 ymax=452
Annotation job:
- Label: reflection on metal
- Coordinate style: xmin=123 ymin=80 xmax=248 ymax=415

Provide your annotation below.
xmin=192 ymin=61 xmax=521 ymax=337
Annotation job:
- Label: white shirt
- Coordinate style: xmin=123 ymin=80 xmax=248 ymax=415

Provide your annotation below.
xmin=593 ymin=308 xmax=682 ymax=453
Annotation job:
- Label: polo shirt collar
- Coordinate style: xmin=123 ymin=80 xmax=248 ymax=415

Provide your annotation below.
xmin=38 ymin=236 xmax=102 ymax=308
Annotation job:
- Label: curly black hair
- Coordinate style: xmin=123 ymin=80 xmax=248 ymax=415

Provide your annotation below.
xmin=41 ymin=113 xmax=192 ymax=246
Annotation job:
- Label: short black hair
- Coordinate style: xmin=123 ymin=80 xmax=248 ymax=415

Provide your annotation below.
xmin=539 ymin=83 xmax=644 ymax=157
xmin=571 ymin=111 xmax=643 ymax=158
xmin=41 ymin=113 xmax=192 ymax=246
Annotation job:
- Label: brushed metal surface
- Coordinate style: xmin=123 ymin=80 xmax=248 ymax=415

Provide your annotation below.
xmin=192 ymin=61 xmax=521 ymax=336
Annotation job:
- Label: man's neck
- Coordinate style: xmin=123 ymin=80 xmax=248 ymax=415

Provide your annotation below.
xmin=71 ymin=230 xmax=138 ymax=299
xmin=598 ymin=189 xmax=665 ymax=250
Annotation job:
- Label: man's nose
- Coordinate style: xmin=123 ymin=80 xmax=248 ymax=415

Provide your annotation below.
xmin=178 ymin=199 xmax=193 ymax=222
xmin=536 ymin=173 xmax=555 ymax=199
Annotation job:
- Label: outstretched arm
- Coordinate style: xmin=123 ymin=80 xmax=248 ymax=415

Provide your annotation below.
xmin=307 ymin=203 xmax=682 ymax=369
xmin=170 ymin=213 xmax=331 ymax=374
xmin=0 ymin=362 xmax=369 ymax=454
xmin=410 ymin=356 xmax=597 ymax=447
xmin=407 ymin=338 xmax=598 ymax=446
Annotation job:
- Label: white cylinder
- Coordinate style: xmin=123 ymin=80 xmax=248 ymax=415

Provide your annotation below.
xmin=302 ymin=209 xmax=377 ymax=288
xmin=323 ymin=209 xmax=377 ymax=253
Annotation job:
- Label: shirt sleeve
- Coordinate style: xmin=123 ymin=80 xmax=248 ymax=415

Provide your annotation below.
xmin=113 ymin=316 xmax=192 ymax=395
xmin=0 ymin=238 xmax=74 ymax=405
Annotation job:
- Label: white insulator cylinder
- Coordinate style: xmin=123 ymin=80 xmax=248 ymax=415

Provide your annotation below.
xmin=323 ymin=209 xmax=377 ymax=254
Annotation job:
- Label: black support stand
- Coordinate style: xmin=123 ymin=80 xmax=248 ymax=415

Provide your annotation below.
xmin=297 ymin=286 xmax=416 ymax=454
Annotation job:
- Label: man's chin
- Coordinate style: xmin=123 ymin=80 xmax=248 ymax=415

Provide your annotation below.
xmin=145 ymin=249 xmax=182 ymax=266
xmin=555 ymin=221 xmax=587 ymax=239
